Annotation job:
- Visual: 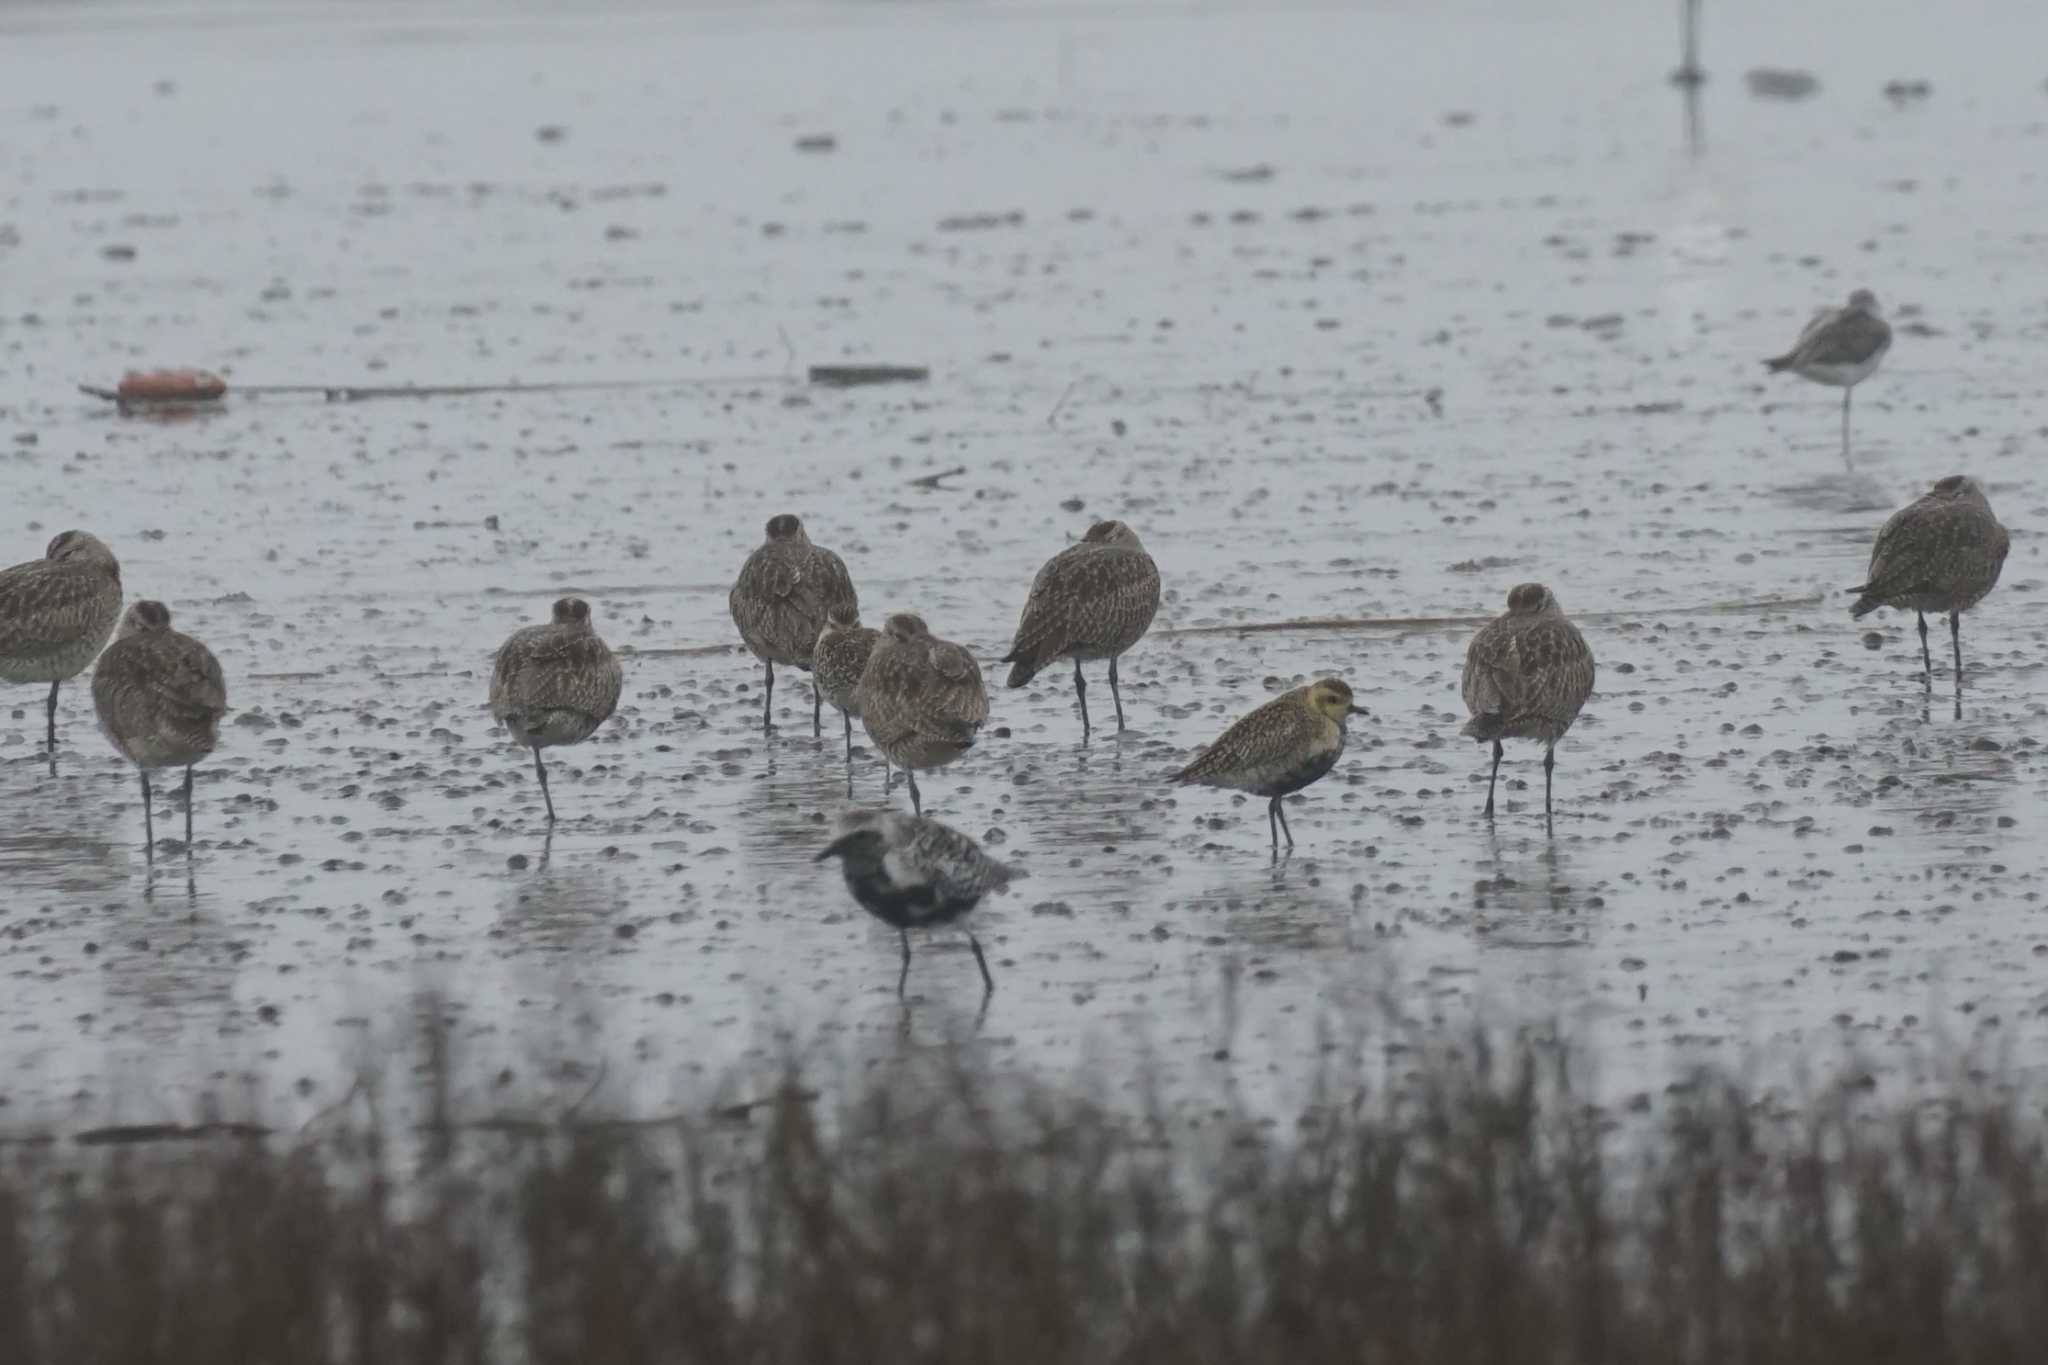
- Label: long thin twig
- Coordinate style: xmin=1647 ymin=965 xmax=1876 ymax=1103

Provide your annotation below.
xmin=1157 ymin=593 xmax=1824 ymax=639
xmin=908 ymin=465 xmax=968 ymax=490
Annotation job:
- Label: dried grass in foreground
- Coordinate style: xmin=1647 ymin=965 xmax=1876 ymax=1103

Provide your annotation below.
xmin=1 ymin=1037 xmax=2045 ymax=1364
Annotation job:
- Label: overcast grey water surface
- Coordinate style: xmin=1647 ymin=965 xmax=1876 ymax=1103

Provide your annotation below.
xmin=3 ymin=0 xmax=2048 ymax=1132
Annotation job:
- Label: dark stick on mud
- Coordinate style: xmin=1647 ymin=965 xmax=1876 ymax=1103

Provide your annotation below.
xmin=1156 ymin=593 xmax=1823 ymax=639
xmin=908 ymin=465 xmax=967 ymax=490
xmin=1046 ymin=377 xmax=1083 ymax=426
xmin=82 ymin=373 xmax=795 ymax=408
xmin=806 ymin=364 xmax=929 ymax=388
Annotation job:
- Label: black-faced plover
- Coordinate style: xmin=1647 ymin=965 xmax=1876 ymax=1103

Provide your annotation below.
xmin=490 ymin=596 xmax=623 ymax=825
xmin=1000 ymin=519 xmax=1161 ymax=740
xmin=1169 ymin=676 xmax=1367 ymax=851
xmin=91 ymin=601 xmax=225 ymax=860
xmin=816 ymin=808 xmax=1022 ymax=996
xmin=1461 ymin=583 xmax=1596 ymax=822
xmin=728 ymin=514 xmax=859 ymax=735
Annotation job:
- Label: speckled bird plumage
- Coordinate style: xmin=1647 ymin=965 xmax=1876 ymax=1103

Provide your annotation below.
xmin=1461 ymin=584 xmax=1595 ymax=745
xmin=816 ymin=809 xmax=1021 ymax=993
xmin=1461 ymin=583 xmax=1594 ymax=820
xmin=0 ymin=530 xmax=123 ymax=751
xmin=490 ymin=596 xmax=622 ymax=823
xmin=1170 ymin=677 xmax=1365 ymax=849
xmin=93 ymin=600 xmax=226 ymax=858
xmin=1852 ymin=476 xmax=2008 ymax=620
xmin=92 ymin=601 xmax=226 ymax=771
xmin=1764 ymin=288 xmax=1892 ymax=385
xmin=491 ymin=597 xmax=623 ymax=749
xmin=1001 ymin=519 xmax=1161 ymax=737
xmin=857 ymin=613 xmax=989 ymax=814
xmin=814 ymin=602 xmax=882 ymax=761
xmin=729 ymin=514 xmax=858 ymax=670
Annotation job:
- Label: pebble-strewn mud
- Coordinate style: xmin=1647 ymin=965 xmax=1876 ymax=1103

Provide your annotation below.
xmin=2 ymin=0 xmax=2046 ymax=1132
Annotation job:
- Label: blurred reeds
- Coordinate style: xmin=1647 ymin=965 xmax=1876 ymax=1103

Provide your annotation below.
xmin=2 ymin=1032 xmax=2044 ymax=1364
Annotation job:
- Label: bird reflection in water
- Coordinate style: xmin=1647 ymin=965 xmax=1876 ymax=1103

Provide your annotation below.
xmin=1474 ymin=826 xmax=1588 ymax=950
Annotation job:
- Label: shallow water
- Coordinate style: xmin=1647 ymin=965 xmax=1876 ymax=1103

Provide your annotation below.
xmin=3 ymin=0 xmax=2047 ymax=1132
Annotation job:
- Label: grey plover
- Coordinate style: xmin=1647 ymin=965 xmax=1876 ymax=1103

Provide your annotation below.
xmin=0 ymin=530 xmax=123 ymax=753
xmin=815 ymin=809 xmax=1022 ymax=996
xmin=1764 ymin=288 xmax=1893 ymax=463
xmin=813 ymin=602 xmax=881 ymax=763
xmin=1169 ymin=676 xmax=1367 ymax=850
xmin=1000 ymin=518 xmax=1161 ymax=739
xmin=857 ymin=613 xmax=988 ymax=817
xmin=490 ymin=596 xmax=623 ymax=825
xmin=1851 ymin=475 xmax=2009 ymax=684
xmin=91 ymin=601 xmax=225 ymax=859
xmin=728 ymin=514 xmax=859 ymax=735
xmin=1461 ymin=583 xmax=1596 ymax=821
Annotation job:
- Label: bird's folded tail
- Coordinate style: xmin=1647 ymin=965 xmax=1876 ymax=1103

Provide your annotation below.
xmin=1000 ymin=650 xmax=1044 ymax=689
xmin=1848 ymin=585 xmax=1882 ymax=619
xmin=1762 ymin=354 xmax=1795 ymax=373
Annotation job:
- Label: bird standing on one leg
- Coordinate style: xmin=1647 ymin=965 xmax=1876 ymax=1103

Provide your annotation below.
xmin=1763 ymin=288 xmax=1893 ymax=466
xmin=91 ymin=601 xmax=226 ymax=862
xmin=490 ymin=596 xmax=623 ymax=826
xmin=813 ymin=603 xmax=881 ymax=765
xmin=1849 ymin=475 xmax=2008 ymax=691
xmin=1169 ymin=677 xmax=1367 ymax=853
xmin=1461 ymin=584 xmax=1595 ymax=825
xmin=0 ymin=531 xmax=124 ymax=756
xmin=816 ymin=809 xmax=1021 ymax=997
xmin=1000 ymin=519 xmax=1161 ymax=740
xmin=857 ymin=613 xmax=988 ymax=818
xmin=729 ymin=514 xmax=859 ymax=736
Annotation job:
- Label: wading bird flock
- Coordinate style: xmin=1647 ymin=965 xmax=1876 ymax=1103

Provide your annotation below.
xmin=0 ymin=287 xmax=2013 ymax=996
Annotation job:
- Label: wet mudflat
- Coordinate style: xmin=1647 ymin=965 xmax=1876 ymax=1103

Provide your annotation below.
xmin=2 ymin=0 xmax=2047 ymax=1133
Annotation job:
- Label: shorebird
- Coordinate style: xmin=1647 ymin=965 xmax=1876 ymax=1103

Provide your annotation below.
xmin=1169 ymin=677 xmax=1367 ymax=851
xmin=816 ymin=809 xmax=1021 ymax=996
xmin=857 ymin=613 xmax=988 ymax=817
xmin=490 ymin=596 xmax=624 ymax=824
xmin=1764 ymin=288 xmax=1893 ymax=464
xmin=91 ymin=601 xmax=225 ymax=860
xmin=728 ymin=514 xmax=859 ymax=735
xmin=1461 ymin=583 xmax=1596 ymax=822
xmin=1851 ymin=475 xmax=2009 ymax=685
xmin=0 ymin=530 xmax=123 ymax=753
xmin=999 ymin=519 xmax=1161 ymax=739
xmin=813 ymin=602 xmax=881 ymax=764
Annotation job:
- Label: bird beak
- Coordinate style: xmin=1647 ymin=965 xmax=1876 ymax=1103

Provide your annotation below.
xmin=815 ymin=836 xmax=852 ymax=863
xmin=1349 ymin=704 xmax=1369 ymax=717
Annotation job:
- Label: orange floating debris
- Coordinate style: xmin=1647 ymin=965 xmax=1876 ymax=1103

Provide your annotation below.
xmin=114 ymin=369 xmax=228 ymax=404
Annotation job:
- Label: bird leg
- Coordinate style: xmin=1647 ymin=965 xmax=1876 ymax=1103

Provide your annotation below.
xmin=907 ymin=770 xmax=923 ymax=818
xmin=44 ymin=680 xmax=58 ymax=752
xmin=1950 ymin=610 xmax=1964 ymax=686
xmin=1841 ymin=387 xmax=1853 ymax=467
xmin=1269 ymin=796 xmax=1295 ymax=850
xmin=533 ymin=747 xmax=557 ymax=824
xmin=1109 ymin=655 xmax=1127 ymax=731
xmin=842 ymin=709 xmax=854 ymax=764
xmin=812 ymin=677 xmax=822 ymax=737
xmin=1484 ymin=739 xmax=1504 ymax=818
xmin=968 ymin=931 xmax=994 ymax=994
xmin=1543 ymin=743 xmax=1556 ymax=817
xmin=898 ymin=928 xmax=912 ymax=997
xmin=1073 ymin=658 xmax=1090 ymax=741
xmin=761 ymin=659 xmax=774 ymax=734
xmin=183 ymin=765 xmax=195 ymax=850
xmin=1916 ymin=612 xmax=1932 ymax=681
xmin=140 ymin=770 xmax=155 ymax=864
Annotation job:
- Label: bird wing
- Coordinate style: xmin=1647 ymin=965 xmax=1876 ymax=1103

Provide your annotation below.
xmin=1860 ymin=500 xmax=2008 ymax=603
xmin=899 ymin=819 xmax=1001 ymax=902
xmin=1005 ymin=545 xmax=1160 ymax=666
xmin=807 ymin=547 xmax=859 ymax=615
xmin=922 ymin=639 xmax=990 ymax=735
xmin=139 ymin=635 xmax=228 ymax=723
xmin=0 ymin=561 xmax=116 ymax=657
xmin=493 ymin=626 xmax=620 ymax=722
xmin=1789 ymin=310 xmax=1891 ymax=368
xmin=1464 ymin=618 xmax=1594 ymax=729
xmin=1172 ymin=694 xmax=1313 ymax=785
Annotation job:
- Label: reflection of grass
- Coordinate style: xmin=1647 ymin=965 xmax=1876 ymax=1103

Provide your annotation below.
xmin=4 ymin=1036 xmax=2047 ymax=1362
